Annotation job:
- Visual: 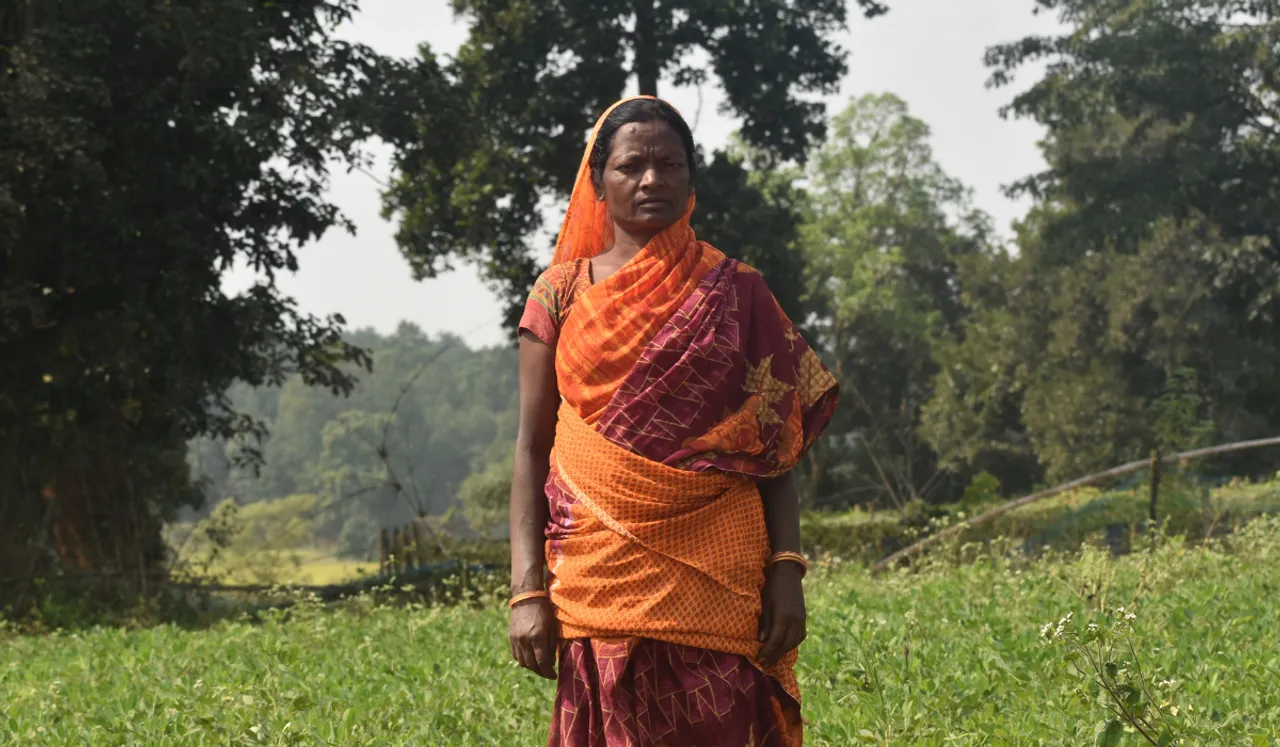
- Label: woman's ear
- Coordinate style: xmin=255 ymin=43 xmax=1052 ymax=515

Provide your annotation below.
xmin=592 ymin=175 xmax=605 ymax=201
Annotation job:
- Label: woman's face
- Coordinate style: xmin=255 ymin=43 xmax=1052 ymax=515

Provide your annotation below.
xmin=597 ymin=120 xmax=692 ymax=241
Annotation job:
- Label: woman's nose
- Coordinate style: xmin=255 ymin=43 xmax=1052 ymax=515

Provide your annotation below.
xmin=640 ymin=166 xmax=663 ymax=189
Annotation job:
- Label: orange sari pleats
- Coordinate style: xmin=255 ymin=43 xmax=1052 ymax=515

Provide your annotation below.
xmin=547 ymin=402 xmax=800 ymax=700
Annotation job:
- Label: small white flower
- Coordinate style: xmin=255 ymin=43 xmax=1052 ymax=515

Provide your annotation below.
xmin=1041 ymin=622 xmax=1054 ymax=637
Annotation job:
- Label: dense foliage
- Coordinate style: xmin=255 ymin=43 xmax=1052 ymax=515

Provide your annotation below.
xmin=800 ymin=94 xmax=994 ymax=508
xmin=922 ymin=0 xmax=1280 ymax=488
xmin=0 ymin=0 xmax=391 ymax=604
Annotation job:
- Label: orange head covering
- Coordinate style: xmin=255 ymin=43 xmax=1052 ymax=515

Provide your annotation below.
xmin=552 ymin=96 xmax=697 ymax=266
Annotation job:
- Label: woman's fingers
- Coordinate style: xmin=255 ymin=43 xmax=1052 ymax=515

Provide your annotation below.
xmin=531 ymin=634 xmax=557 ymax=680
xmin=758 ymin=606 xmax=773 ymax=644
xmin=760 ymin=611 xmax=807 ymax=667
xmin=512 ymin=637 xmax=533 ymax=672
xmin=785 ymin=622 xmax=806 ymax=658
xmin=759 ymin=618 xmax=789 ymax=667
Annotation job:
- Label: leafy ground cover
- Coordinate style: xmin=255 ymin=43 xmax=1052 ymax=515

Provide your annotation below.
xmin=4 ymin=518 xmax=1279 ymax=745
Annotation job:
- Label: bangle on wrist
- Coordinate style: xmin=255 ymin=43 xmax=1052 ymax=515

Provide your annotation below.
xmin=768 ymin=551 xmax=808 ymax=578
xmin=508 ymin=590 xmax=550 ymax=608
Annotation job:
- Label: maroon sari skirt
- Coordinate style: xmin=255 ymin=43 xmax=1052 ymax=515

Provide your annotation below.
xmin=549 ymin=637 xmax=802 ymax=747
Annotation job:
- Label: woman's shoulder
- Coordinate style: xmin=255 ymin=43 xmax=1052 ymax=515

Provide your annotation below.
xmin=727 ymin=259 xmax=770 ymax=294
xmin=521 ymin=259 xmax=592 ymax=345
xmin=725 ymin=260 xmax=798 ymax=324
xmin=531 ymin=259 xmax=591 ymax=309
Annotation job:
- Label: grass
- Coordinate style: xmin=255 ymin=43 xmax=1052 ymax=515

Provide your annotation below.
xmin=181 ymin=548 xmax=377 ymax=587
xmin=4 ymin=519 xmax=1279 ymax=745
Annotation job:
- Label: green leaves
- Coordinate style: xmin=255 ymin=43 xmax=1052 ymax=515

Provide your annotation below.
xmin=988 ymin=0 xmax=1280 ymax=261
xmin=189 ymin=327 xmax=522 ymax=556
xmin=1096 ymin=719 xmax=1124 ymax=747
xmin=921 ymin=0 xmax=1280 ymax=495
xmin=2 ymin=0 xmax=389 ymax=603
xmin=381 ymin=0 xmax=891 ymax=326
xmin=800 ymin=93 xmax=992 ymax=508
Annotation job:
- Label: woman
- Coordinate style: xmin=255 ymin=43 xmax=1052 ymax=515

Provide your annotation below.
xmin=508 ymin=96 xmax=838 ymax=747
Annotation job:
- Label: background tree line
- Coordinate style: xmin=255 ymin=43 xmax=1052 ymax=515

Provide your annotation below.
xmin=186 ymin=325 xmax=519 ymax=558
xmin=4 ymin=0 xmax=1279 ymax=603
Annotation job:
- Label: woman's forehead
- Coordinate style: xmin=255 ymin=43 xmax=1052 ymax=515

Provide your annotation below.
xmin=610 ymin=121 xmax=684 ymax=155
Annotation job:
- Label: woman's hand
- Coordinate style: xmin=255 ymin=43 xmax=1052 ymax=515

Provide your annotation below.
xmin=757 ymin=562 xmax=806 ymax=667
xmin=509 ymin=597 xmax=558 ymax=679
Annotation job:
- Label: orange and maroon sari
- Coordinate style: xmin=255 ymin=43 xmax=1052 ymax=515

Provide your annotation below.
xmin=519 ymin=97 xmax=838 ymax=747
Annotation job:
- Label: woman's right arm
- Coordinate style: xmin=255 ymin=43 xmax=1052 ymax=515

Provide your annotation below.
xmin=508 ymin=330 xmax=560 ymax=679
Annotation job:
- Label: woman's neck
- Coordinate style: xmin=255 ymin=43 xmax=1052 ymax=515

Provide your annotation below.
xmin=609 ymin=225 xmax=656 ymax=263
xmin=591 ymin=224 xmax=658 ymax=285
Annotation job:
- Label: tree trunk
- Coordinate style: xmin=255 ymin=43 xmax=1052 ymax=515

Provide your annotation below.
xmin=805 ymin=438 xmax=827 ymax=508
xmin=633 ymin=0 xmax=658 ymax=96
xmin=1148 ymin=450 xmax=1161 ymax=523
xmin=0 ymin=427 xmax=170 ymax=612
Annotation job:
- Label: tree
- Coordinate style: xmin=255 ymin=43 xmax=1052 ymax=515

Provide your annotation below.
xmin=0 ymin=0 xmax=389 ymax=601
xmin=379 ymin=0 xmax=889 ymax=327
xmin=985 ymin=0 xmax=1280 ymax=262
xmin=799 ymin=94 xmax=994 ymax=508
xmin=922 ymin=0 xmax=1280 ymax=487
xmin=923 ymin=212 xmax=1280 ymax=486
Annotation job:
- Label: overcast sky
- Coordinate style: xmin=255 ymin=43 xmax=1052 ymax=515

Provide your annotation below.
xmin=223 ymin=1 xmax=1062 ymax=349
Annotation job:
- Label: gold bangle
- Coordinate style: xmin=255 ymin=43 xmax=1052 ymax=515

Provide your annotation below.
xmin=508 ymin=590 xmax=550 ymax=608
xmin=768 ymin=551 xmax=808 ymax=577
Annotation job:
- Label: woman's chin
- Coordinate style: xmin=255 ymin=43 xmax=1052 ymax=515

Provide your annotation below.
xmin=620 ymin=212 xmax=680 ymax=236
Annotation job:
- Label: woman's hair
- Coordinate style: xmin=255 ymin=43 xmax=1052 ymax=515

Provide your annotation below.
xmin=588 ymin=98 xmax=698 ymax=189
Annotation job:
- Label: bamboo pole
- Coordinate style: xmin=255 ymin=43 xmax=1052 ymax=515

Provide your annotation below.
xmin=870 ymin=436 xmax=1280 ymax=576
xmin=411 ymin=519 xmax=429 ymax=569
xmin=391 ymin=528 xmax=406 ymax=572
xmin=378 ymin=528 xmax=390 ymax=573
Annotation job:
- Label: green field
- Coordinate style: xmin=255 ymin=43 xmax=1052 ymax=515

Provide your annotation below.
xmin=5 ymin=517 xmax=1279 ymax=746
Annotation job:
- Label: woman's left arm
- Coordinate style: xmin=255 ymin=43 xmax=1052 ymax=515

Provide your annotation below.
xmin=757 ymin=472 xmax=806 ymax=667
